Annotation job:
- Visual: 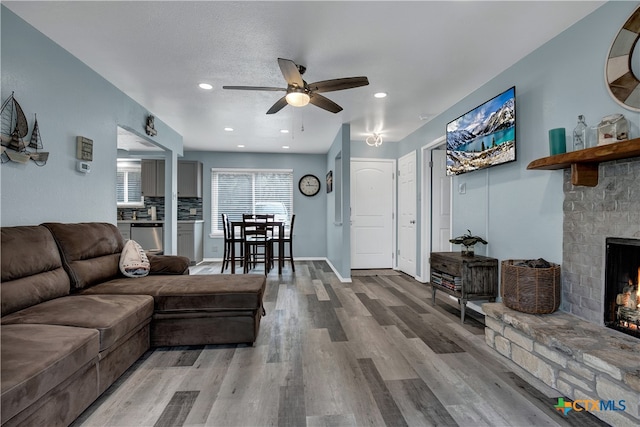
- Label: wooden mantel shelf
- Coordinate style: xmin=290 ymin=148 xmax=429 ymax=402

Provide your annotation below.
xmin=527 ymin=138 xmax=640 ymax=186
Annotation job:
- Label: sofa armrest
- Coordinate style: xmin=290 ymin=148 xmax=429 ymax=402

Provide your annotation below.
xmin=147 ymin=255 xmax=190 ymax=275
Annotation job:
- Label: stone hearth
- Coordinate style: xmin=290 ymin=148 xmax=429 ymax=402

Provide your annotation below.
xmin=484 ymin=303 xmax=640 ymax=426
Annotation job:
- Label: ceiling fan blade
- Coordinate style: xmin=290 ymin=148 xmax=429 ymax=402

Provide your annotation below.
xmin=266 ymin=96 xmax=289 ymax=114
xmin=308 ymin=77 xmax=369 ymax=93
xmin=309 ymin=94 xmax=343 ymax=113
xmin=222 ymin=86 xmax=286 ymax=91
xmin=278 ymin=58 xmax=304 ymax=87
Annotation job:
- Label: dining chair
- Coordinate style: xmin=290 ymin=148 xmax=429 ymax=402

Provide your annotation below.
xmin=242 ymin=219 xmax=272 ymax=275
xmin=271 ymin=214 xmax=295 ymax=272
xmin=221 ymin=213 xmax=244 ymax=273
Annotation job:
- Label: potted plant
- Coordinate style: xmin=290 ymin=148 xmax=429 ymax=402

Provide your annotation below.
xmin=449 ymin=229 xmax=487 ymax=256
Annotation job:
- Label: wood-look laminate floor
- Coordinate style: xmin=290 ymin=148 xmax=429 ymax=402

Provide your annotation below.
xmin=72 ymin=261 xmax=607 ymax=427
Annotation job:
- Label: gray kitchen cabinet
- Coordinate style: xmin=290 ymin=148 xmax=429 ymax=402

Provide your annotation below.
xmin=141 ymin=160 xmax=156 ymax=197
xmin=177 ymin=222 xmax=203 ymax=265
xmin=141 ymin=159 xmax=165 ymax=197
xmin=142 ymin=159 xmax=200 ymax=198
xmin=177 ymin=161 xmax=203 ymax=198
xmin=155 ymin=161 xmax=165 ymax=196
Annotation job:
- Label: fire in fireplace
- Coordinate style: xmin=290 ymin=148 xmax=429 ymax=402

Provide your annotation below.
xmin=604 ymin=238 xmax=640 ymax=338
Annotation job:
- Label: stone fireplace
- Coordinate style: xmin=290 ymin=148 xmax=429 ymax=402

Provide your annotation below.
xmin=604 ymin=237 xmax=640 ymax=338
xmin=484 ymin=155 xmax=640 ymax=426
xmin=562 ymin=156 xmax=640 ymax=325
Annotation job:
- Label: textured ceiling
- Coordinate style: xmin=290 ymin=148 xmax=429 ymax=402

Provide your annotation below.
xmin=5 ymin=1 xmax=605 ymax=154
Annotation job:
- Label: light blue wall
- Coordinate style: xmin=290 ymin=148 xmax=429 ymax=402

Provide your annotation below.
xmin=3 ymin=2 xmax=635 ymax=275
xmin=180 ymin=151 xmax=327 ymax=259
xmin=326 ymin=124 xmax=352 ymax=279
xmin=1 ymin=7 xmax=182 ymax=227
xmin=392 ymin=1 xmax=639 ymax=273
xmin=351 ymin=139 xmax=399 ymax=159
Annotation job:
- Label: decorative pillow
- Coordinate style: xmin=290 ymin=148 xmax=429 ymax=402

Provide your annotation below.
xmin=119 ymin=240 xmax=150 ymax=278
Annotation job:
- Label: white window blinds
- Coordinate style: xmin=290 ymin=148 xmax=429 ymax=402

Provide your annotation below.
xmin=117 ymin=159 xmax=143 ymax=206
xmin=211 ymin=169 xmax=293 ymax=234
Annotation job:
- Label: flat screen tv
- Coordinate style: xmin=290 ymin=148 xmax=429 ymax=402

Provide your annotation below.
xmin=446 ymin=86 xmax=516 ymax=175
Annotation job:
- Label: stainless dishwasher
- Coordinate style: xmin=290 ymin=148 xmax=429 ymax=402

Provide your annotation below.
xmin=130 ymin=222 xmax=163 ymax=254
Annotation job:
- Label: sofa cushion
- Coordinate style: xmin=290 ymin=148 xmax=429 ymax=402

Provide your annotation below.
xmin=0 ymin=324 xmax=100 ymax=425
xmin=43 ymin=222 xmax=124 ymax=290
xmin=1 ymin=225 xmax=70 ymax=316
xmin=1 ymin=294 xmax=154 ymax=351
xmin=80 ymin=274 xmax=266 ymax=312
xmin=148 ymin=254 xmax=190 ymax=275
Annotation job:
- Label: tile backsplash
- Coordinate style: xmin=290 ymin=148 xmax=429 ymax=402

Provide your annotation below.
xmin=118 ymin=197 xmax=203 ymax=221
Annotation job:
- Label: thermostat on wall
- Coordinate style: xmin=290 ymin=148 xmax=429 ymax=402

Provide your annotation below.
xmin=77 ymin=161 xmax=91 ymax=173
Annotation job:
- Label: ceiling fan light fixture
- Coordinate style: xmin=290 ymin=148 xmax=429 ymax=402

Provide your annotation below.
xmin=285 ymin=91 xmax=310 ymax=107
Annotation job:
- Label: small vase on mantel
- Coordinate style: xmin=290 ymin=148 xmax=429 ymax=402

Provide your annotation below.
xmin=573 ymin=115 xmax=587 ymax=151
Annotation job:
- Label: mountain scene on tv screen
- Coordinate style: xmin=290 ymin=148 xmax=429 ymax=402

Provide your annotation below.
xmin=446 ymin=89 xmax=516 ymax=175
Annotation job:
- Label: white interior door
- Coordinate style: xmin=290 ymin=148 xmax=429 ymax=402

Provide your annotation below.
xmin=350 ymin=160 xmax=394 ymax=269
xmin=398 ymin=152 xmax=416 ymax=276
xmin=431 ymin=149 xmax=451 ymax=252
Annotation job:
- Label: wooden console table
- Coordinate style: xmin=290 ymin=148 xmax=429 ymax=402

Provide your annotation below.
xmin=429 ymin=252 xmax=498 ymax=323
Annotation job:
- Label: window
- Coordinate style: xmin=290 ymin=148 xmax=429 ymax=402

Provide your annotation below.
xmin=117 ymin=159 xmax=143 ymax=207
xmin=211 ymin=169 xmax=293 ymax=235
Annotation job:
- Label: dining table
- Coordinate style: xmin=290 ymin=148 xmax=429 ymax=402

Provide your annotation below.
xmin=229 ymin=220 xmax=285 ymax=274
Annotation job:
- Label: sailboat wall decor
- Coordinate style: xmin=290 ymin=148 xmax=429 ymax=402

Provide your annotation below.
xmin=28 ymin=114 xmax=49 ymax=166
xmin=0 ymin=91 xmax=28 ymax=151
xmin=1 ymin=92 xmax=49 ymax=166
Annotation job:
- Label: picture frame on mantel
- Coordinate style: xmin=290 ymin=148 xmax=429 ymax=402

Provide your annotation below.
xmin=326 ymin=170 xmax=333 ymax=193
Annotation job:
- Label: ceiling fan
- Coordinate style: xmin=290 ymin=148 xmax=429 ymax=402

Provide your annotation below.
xmin=223 ymin=58 xmax=369 ymax=114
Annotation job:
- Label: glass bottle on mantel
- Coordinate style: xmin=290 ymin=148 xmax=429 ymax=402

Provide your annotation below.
xmin=573 ymin=115 xmax=588 ymax=151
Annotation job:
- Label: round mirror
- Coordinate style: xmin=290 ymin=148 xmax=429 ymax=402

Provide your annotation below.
xmin=606 ymin=7 xmax=640 ymax=111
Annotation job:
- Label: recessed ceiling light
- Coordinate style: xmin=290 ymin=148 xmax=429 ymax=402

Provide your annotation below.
xmin=199 ymin=83 xmax=213 ymax=90
xmin=280 ymin=129 xmax=289 ymax=134
xmin=224 ymin=127 xmax=234 ymax=132
xmin=282 ymin=145 xmax=290 ymax=149
xmin=237 ymin=144 xmax=245 ymax=148
xmin=374 ymin=92 xmax=387 ymax=98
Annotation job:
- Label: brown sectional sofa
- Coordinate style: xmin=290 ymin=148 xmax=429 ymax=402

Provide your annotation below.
xmin=1 ymin=222 xmax=266 ymax=427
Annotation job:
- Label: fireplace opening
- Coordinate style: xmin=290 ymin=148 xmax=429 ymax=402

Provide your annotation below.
xmin=604 ymin=237 xmax=640 ymax=339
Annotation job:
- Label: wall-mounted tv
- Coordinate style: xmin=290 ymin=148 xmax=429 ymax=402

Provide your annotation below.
xmin=446 ymin=86 xmax=516 ymax=176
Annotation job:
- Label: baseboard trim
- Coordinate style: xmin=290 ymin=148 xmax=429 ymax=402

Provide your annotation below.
xmin=324 ymin=258 xmax=352 ymax=283
xmin=200 ymin=257 xmax=352 ymax=283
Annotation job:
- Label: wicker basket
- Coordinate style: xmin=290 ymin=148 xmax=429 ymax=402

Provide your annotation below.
xmin=501 ymin=260 xmax=561 ymax=314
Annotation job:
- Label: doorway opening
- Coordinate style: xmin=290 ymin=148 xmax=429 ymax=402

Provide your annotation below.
xmin=420 ymin=135 xmax=452 ymax=282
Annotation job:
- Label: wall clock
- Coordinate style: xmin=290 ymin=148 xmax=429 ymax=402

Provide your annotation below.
xmin=299 ymin=174 xmax=321 ymax=197
xmin=606 ymin=6 xmax=640 ymax=111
